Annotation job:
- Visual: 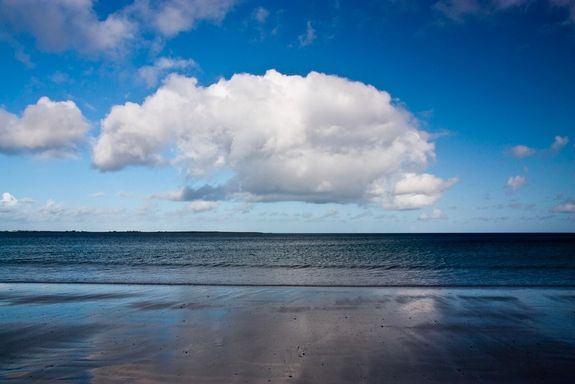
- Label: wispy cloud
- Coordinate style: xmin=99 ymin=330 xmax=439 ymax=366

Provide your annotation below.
xmin=508 ymin=135 xmax=570 ymax=158
xmin=138 ymin=56 xmax=198 ymax=87
xmin=506 ymin=175 xmax=527 ymax=191
xmin=550 ymin=135 xmax=569 ymax=151
xmin=510 ymin=144 xmax=536 ymax=158
xmin=418 ymin=208 xmax=445 ymax=221
xmin=298 ymin=21 xmax=316 ymax=46
xmin=553 ymin=200 xmax=575 ymax=213
xmin=0 ymin=0 xmax=238 ymax=58
xmin=0 ymin=196 xmax=127 ymax=223
xmin=252 ymin=7 xmax=270 ymax=23
xmin=184 ymin=200 xmax=219 ymax=213
xmin=433 ymin=0 xmax=575 ymax=26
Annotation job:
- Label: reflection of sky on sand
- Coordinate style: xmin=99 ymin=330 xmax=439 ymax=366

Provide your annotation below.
xmin=395 ymin=290 xmax=439 ymax=317
xmin=1 ymin=284 xmax=574 ymax=382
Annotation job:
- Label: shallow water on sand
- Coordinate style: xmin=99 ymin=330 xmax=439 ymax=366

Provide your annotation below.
xmin=1 ymin=284 xmax=574 ymax=383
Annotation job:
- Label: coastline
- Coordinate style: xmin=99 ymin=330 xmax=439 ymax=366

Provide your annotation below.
xmin=2 ymin=283 xmax=574 ymax=383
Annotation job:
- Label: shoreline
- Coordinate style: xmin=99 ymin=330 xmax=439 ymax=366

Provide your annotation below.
xmin=3 ymin=281 xmax=575 ymax=288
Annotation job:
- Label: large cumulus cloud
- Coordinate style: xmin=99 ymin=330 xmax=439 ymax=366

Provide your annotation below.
xmin=93 ymin=70 xmax=456 ymax=209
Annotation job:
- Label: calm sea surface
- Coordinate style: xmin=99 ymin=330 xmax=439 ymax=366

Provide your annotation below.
xmin=0 ymin=232 xmax=574 ymax=286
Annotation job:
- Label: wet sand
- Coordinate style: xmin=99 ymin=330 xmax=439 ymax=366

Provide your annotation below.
xmin=1 ymin=284 xmax=574 ymax=383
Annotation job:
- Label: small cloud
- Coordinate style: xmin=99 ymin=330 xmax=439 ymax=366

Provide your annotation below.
xmin=14 ymin=48 xmax=34 ymax=68
xmin=138 ymin=57 xmax=198 ymax=88
xmin=307 ymin=207 xmax=339 ymax=221
xmin=90 ymin=192 xmax=106 ymax=198
xmin=137 ymin=202 xmax=160 ymax=217
xmin=152 ymin=184 xmax=228 ymax=202
xmin=230 ymin=201 xmax=254 ymax=215
xmin=325 ymin=207 xmax=338 ymax=217
xmin=550 ymin=135 xmax=569 ymax=152
xmin=553 ymin=200 xmax=575 ymax=213
xmin=50 ymin=72 xmax=71 ymax=84
xmin=39 ymin=199 xmax=66 ymax=218
xmin=427 ymin=128 xmax=451 ymax=140
xmin=506 ymin=175 xmax=527 ymax=191
xmin=510 ymin=145 xmax=536 ymax=158
xmin=509 ymin=135 xmax=569 ymax=159
xmin=1 ymin=192 xmax=18 ymax=208
xmin=252 ymin=7 xmax=270 ymax=23
xmin=83 ymin=102 xmax=97 ymax=112
xmin=470 ymin=215 xmax=510 ymax=222
xmin=299 ymin=21 xmax=316 ymax=47
xmin=0 ymin=97 xmax=89 ymax=157
xmin=489 ymin=201 xmax=536 ymax=210
xmin=186 ymin=200 xmax=219 ymax=213
xmin=378 ymin=174 xmax=458 ymax=210
xmin=418 ymin=208 xmax=445 ymax=221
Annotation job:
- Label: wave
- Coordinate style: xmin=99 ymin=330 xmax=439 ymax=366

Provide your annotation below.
xmin=2 ymin=260 xmax=575 ymax=270
xmin=2 ymin=279 xmax=575 ymax=288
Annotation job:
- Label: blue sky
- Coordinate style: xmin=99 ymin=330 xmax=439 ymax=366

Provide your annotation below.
xmin=0 ymin=0 xmax=574 ymax=232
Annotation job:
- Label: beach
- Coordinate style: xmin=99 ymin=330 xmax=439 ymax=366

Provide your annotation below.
xmin=1 ymin=283 xmax=574 ymax=383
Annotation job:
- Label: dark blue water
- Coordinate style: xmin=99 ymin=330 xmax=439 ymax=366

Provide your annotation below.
xmin=0 ymin=232 xmax=574 ymax=286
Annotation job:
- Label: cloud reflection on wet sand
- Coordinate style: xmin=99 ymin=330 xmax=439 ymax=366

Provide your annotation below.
xmin=0 ymin=284 xmax=574 ymax=382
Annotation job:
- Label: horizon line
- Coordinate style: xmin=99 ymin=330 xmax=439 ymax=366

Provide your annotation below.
xmin=1 ymin=230 xmax=574 ymax=235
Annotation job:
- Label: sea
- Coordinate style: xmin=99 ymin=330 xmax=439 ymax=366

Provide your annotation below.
xmin=0 ymin=232 xmax=574 ymax=287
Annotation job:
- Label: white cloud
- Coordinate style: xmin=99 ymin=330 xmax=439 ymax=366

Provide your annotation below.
xmin=0 ymin=196 xmax=157 ymax=226
xmin=299 ymin=21 xmax=316 ymax=47
xmin=553 ymin=200 xmax=575 ymax=213
xmin=168 ymin=199 xmax=219 ymax=216
xmin=0 ymin=97 xmax=88 ymax=156
xmin=138 ymin=56 xmax=197 ymax=87
xmin=376 ymin=173 xmax=458 ymax=209
xmin=510 ymin=144 xmax=536 ymax=158
xmin=93 ymin=70 xmax=456 ymax=209
xmin=132 ymin=0 xmax=237 ymax=38
xmin=506 ymin=175 xmax=527 ymax=191
xmin=509 ymin=135 xmax=569 ymax=159
xmin=1 ymin=192 xmax=18 ymax=208
xmin=0 ymin=0 xmax=136 ymax=55
xmin=418 ymin=207 xmax=445 ymax=221
xmin=0 ymin=0 xmax=237 ymax=56
xmin=35 ymin=199 xmax=125 ymax=220
xmin=551 ymin=135 xmax=569 ymax=151
xmin=187 ymin=200 xmax=218 ymax=212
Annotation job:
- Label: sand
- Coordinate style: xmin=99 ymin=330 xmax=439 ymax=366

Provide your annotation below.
xmin=1 ymin=283 xmax=574 ymax=383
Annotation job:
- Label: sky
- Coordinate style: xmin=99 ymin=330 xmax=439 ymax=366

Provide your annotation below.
xmin=0 ymin=0 xmax=574 ymax=232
